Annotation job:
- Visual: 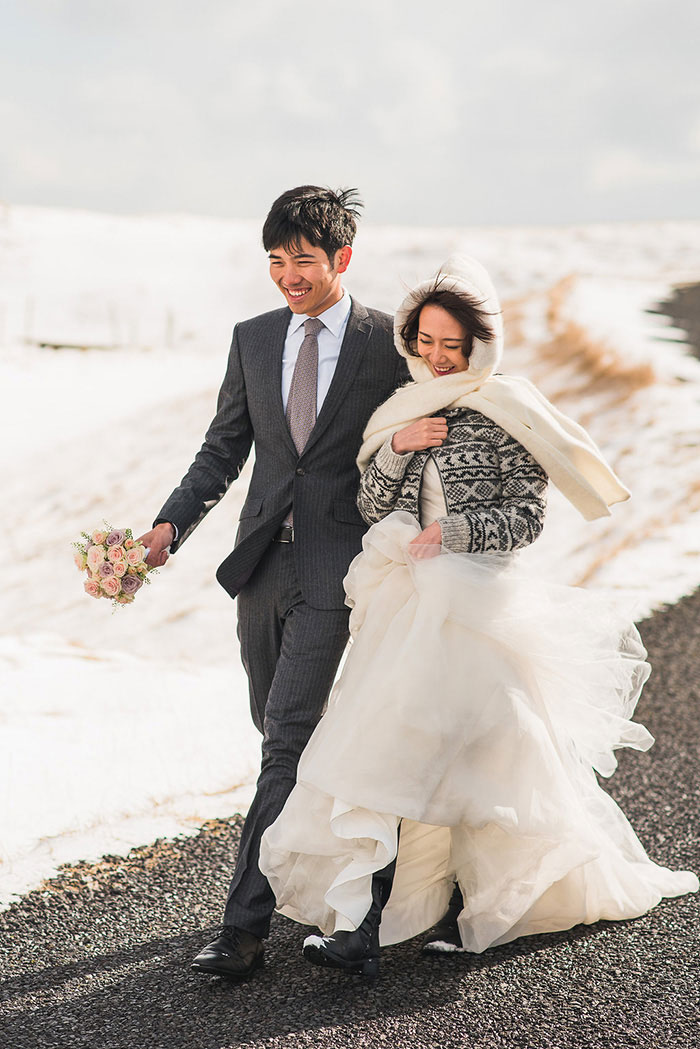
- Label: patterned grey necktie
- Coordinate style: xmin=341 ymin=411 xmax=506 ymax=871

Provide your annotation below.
xmin=286 ymin=317 xmax=324 ymax=455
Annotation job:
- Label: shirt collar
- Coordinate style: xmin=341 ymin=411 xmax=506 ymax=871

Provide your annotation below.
xmin=287 ymin=288 xmax=351 ymax=338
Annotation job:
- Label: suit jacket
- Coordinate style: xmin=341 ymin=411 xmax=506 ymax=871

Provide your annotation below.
xmin=155 ymin=298 xmax=408 ymax=609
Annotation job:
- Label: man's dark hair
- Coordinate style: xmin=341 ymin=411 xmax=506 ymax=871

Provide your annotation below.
xmin=400 ymin=278 xmax=496 ymax=361
xmin=262 ymin=185 xmax=363 ymax=264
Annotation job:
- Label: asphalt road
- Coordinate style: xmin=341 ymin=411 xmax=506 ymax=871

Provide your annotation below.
xmin=1 ymin=583 xmax=699 ymax=1049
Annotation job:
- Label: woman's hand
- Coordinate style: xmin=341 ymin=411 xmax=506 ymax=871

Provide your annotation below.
xmin=391 ymin=417 xmax=448 ymax=455
xmin=409 ymin=520 xmax=442 ymax=559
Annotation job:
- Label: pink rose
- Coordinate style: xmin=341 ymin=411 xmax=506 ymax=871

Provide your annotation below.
xmin=116 ymin=593 xmax=135 ymax=604
xmin=98 ymin=561 xmax=115 ymax=577
xmin=91 ymin=530 xmax=107 ymax=545
xmin=84 ymin=578 xmax=102 ymax=599
xmin=126 ymin=546 xmax=145 ymax=566
xmin=124 ymin=538 xmax=135 ymax=549
xmin=107 ymin=545 xmax=125 ymax=563
xmin=112 ymin=560 xmax=127 ymax=577
xmin=106 ymin=529 xmax=127 ymax=547
xmin=100 ymin=576 xmax=121 ymax=597
xmin=87 ymin=545 xmax=105 ymax=572
xmin=74 ymin=550 xmax=87 ymax=571
xmin=120 ymin=573 xmax=143 ymax=596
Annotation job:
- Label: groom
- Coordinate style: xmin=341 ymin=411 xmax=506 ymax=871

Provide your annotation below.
xmin=139 ymin=185 xmax=408 ymax=980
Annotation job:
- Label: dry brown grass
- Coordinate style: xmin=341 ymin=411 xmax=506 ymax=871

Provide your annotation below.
xmin=575 ymin=480 xmax=700 ymax=586
xmin=537 ymin=278 xmax=656 ymax=403
xmin=502 ymin=296 xmax=528 ymax=347
xmin=540 ymin=321 xmax=656 ymax=397
xmin=546 ymin=275 xmax=576 ymax=330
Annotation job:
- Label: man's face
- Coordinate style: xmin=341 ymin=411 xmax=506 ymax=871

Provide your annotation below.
xmin=268 ymin=237 xmax=351 ymax=316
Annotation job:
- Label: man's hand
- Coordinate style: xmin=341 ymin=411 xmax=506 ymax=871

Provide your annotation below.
xmin=409 ymin=520 xmax=442 ymax=560
xmin=137 ymin=522 xmax=175 ymax=567
xmin=391 ymin=417 xmax=448 ymax=455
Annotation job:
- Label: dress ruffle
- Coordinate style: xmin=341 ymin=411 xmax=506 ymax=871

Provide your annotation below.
xmin=259 ymin=512 xmax=698 ymax=952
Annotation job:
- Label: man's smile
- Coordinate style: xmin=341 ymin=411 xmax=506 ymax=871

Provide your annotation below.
xmin=283 ymin=286 xmax=311 ymax=301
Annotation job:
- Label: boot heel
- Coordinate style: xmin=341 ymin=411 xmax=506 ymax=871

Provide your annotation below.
xmin=362 ymin=956 xmax=380 ymax=983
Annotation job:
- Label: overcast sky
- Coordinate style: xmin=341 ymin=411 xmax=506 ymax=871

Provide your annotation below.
xmin=2 ymin=0 xmax=699 ymax=226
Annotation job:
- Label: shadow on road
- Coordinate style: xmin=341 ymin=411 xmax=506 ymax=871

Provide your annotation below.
xmin=1 ymin=917 xmax=614 ymax=1049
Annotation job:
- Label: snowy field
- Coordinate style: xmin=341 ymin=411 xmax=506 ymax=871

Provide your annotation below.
xmin=2 ymin=204 xmax=700 ymax=907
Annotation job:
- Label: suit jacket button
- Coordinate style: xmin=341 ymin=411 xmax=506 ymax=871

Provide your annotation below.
xmin=295 ymin=467 xmax=305 ymax=476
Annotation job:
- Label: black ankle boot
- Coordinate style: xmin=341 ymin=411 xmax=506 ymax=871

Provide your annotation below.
xmin=422 ymin=881 xmax=465 ymax=953
xmin=303 ymin=854 xmax=397 ymax=982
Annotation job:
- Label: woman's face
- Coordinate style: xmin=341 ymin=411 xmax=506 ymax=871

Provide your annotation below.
xmin=416 ymin=304 xmax=469 ymax=377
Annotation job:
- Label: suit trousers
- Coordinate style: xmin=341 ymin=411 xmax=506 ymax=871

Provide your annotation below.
xmin=223 ymin=540 xmax=350 ymax=937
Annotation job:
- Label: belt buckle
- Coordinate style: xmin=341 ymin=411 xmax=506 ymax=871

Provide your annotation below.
xmin=276 ymin=524 xmax=294 ymax=544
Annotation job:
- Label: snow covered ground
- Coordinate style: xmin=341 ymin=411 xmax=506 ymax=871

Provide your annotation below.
xmin=2 ymin=204 xmax=700 ymax=907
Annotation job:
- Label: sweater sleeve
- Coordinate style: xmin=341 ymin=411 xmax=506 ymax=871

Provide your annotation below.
xmin=437 ymin=430 xmax=548 ymax=553
xmin=357 ymin=438 xmax=415 ymax=525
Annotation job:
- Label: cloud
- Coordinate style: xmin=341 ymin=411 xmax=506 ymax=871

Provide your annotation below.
xmin=589 ymin=146 xmax=700 ymax=192
xmin=688 ymin=115 xmax=700 ymax=153
xmin=2 ymin=0 xmax=700 ymax=223
xmin=365 ymin=40 xmax=461 ymax=147
xmin=480 ymin=45 xmax=566 ymax=80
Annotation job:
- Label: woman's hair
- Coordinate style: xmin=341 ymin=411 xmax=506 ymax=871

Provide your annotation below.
xmin=399 ymin=277 xmax=497 ymax=360
xmin=262 ymin=185 xmax=363 ymax=264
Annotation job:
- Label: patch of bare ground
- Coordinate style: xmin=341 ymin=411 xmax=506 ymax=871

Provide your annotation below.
xmin=654 ymin=282 xmax=700 ymax=358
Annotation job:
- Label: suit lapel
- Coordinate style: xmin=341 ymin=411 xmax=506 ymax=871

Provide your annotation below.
xmin=264 ymin=307 xmax=299 ymax=458
xmin=301 ymin=299 xmax=372 ymax=456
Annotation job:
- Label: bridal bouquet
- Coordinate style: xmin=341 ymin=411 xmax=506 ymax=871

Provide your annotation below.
xmin=73 ymin=527 xmax=155 ymax=607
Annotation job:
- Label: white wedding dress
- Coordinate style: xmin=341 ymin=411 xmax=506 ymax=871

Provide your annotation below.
xmin=259 ymin=466 xmax=698 ymax=953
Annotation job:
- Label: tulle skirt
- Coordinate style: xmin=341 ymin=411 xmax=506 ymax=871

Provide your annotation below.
xmin=259 ymin=512 xmax=698 ymax=952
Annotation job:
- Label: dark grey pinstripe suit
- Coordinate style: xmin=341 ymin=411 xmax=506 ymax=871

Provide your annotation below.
xmin=156 ymin=299 xmax=408 ymax=936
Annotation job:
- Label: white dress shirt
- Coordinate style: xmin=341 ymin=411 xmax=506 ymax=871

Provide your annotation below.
xmin=281 ymin=289 xmax=352 ymax=414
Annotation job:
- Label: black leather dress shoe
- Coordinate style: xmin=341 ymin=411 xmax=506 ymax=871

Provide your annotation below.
xmin=191 ymin=926 xmax=265 ymax=981
xmin=422 ymin=883 xmax=466 ymax=953
xmin=302 ymin=856 xmax=398 ymax=984
xmin=303 ymin=929 xmax=380 ymax=982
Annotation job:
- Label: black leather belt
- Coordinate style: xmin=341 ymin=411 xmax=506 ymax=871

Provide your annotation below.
xmin=273 ymin=524 xmax=294 ymax=544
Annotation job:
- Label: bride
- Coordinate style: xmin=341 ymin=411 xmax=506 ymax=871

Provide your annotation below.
xmin=258 ymin=255 xmax=698 ymax=981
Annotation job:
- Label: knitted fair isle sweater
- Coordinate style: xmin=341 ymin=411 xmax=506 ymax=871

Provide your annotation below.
xmin=357 ymin=407 xmax=548 ymax=553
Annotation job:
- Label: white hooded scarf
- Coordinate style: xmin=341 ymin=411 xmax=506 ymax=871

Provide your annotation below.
xmin=356 ymin=255 xmax=630 ymax=521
